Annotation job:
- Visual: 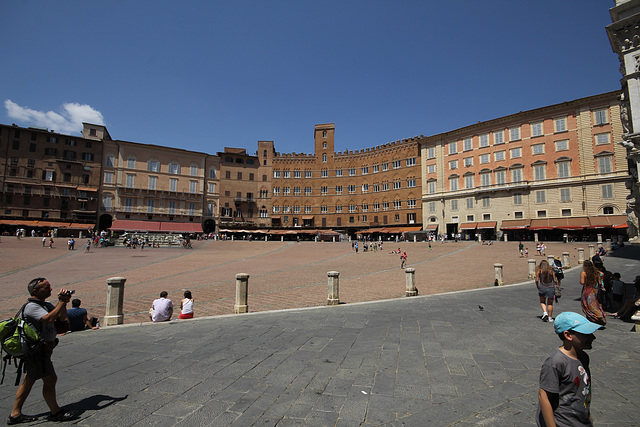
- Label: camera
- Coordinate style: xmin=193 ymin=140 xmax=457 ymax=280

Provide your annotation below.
xmin=59 ymin=290 xmax=75 ymax=297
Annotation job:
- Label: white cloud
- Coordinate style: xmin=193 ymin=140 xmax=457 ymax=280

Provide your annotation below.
xmin=4 ymin=100 xmax=105 ymax=134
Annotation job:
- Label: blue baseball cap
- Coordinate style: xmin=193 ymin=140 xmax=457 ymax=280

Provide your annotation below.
xmin=554 ymin=312 xmax=602 ymax=335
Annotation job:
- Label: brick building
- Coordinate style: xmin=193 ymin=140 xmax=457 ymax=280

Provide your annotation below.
xmin=0 ymin=123 xmax=103 ymax=236
xmin=269 ymin=123 xmax=422 ymax=236
xmin=421 ymin=91 xmax=628 ymax=241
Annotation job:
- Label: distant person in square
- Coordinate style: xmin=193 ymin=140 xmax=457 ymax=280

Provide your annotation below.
xmin=537 ymin=312 xmax=602 ymax=427
xmin=66 ymin=299 xmax=99 ymax=331
xmin=150 ymin=291 xmax=173 ymax=322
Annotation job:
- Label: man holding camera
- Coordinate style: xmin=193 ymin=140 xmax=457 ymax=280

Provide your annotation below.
xmin=7 ymin=278 xmax=78 ymax=424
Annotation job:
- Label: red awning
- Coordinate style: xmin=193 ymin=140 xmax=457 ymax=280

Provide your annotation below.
xmin=529 ymin=219 xmax=554 ymax=230
xmin=159 ymin=222 xmax=202 ymax=233
xmin=110 ymin=220 xmax=161 ymax=232
xmin=459 ymin=222 xmax=477 ymax=230
xmin=500 ymin=219 xmax=531 ymax=230
xmin=425 ymin=224 xmax=438 ymax=231
xmin=588 ymin=215 xmax=628 ymax=229
xmin=476 ymin=221 xmax=497 ymax=229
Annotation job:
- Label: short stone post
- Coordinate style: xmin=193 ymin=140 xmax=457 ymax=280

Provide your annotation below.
xmin=547 ymin=254 xmax=555 ymax=265
xmin=477 ymin=234 xmax=482 ymax=243
xmin=333 ymin=236 xmax=336 ymax=242
xmin=605 ymin=239 xmax=612 ymax=252
xmin=528 ymin=259 xmax=536 ymax=279
xmin=597 ymin=233 xmax=603 ymax=245
xmin=589 ymin=245 xmax=595 ymax=259
xmin=503 ymin=233 xmax=508 ymax=242
xmin=578 ymin=248 xmax=585 ymax=264
xmin=494 ymin=263 xmax=504 ymax=286
xmin=281 ymin=236 xmax=284 ymax=242
xmin=327 ymin=271 xmax=340 ymax=305
xmin=562 ymin=252 xmax=570 ymax=268
xmin=234 ymin=273 xmax=249 ymax=314
xmin=563 ymin=233 xmax=568 ymax=243
xmin=534 ymin=232 xmax=539 ymax=243
xmin=405 ymin=268 xmax=417 ymax=297
xmin=265 ymin=235 xmax=267 ymax=242
xmin=104 ymin=277 xmax=126 ymax=326
xmin=413 ymin=235 xmax=417 ymax=243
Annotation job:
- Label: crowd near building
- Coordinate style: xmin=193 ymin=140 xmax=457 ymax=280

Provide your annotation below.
xmin=0 ymin=90 xmax=630 ymax=242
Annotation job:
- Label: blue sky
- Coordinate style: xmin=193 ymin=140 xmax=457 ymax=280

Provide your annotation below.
xmin=1 ymin=1 xmax=621 ymax=155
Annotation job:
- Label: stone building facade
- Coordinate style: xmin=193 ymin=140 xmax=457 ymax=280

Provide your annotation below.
xmin=269 ymin=123 xmax=422 ymax=233
xmin=0 ymin=123 xmax=103 ymax=234
xmin=421 ymin=91 xmax=628 ymax=240
xmin=217 ymin=147 xmax=270 ymax=230
xmin=96 ymin=125 xmax=210 ymax=234
xmin=607 ymin=0 xmax=640 ymax=243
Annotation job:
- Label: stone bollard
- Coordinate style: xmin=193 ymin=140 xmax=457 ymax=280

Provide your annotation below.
xmin=104 ymin=277 xmax=126 ymax=326
xmin=563 ymin=252 xmax=570 ymax=268
xmin=534 ymin=232 xmax=539 ymax=243
xmin=494 ymin=263 xmax=504 ymax=286
xmin=578 ymin=248 xmax=585 ymax=264
xmin=563 ymin=233 xmax=568 ymax=243
xmin=413 ymin=235 xmax=417 ymax=243
xmin=597 ymin=234 xmax=603 ymax=245
xmin=503 ymin=233 xmax=508 ymax=242
xmin=405 ymin=268 xmax=417 ymax=297
xmin=234 ymin=273 xmax=249 ymax=314
xmin=589 ymin=245 xmax=596 ymax=259
xmin=547 ymin=254 xmax=555 ymax=265
xmin=528 ymin=259 xmax=536 ymax=279
xmin=605 ymin=239 xmax=612 ymax=252
xmin=327 ymin=271 xmax=340 ymax=305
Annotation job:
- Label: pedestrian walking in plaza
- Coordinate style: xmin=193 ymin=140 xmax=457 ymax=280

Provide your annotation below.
xmin=400 ymin=251 xmax=407 ymax=268
xmin=519 ymin=241 xmax=524 ymax=257
xmin=7 ymin=278 xmax=79 ymax=424
xmin=580 ymin=260 xmax=606 ymax=326
xmin=536 ymin=260 xmax=557 ymax=323
xmin=537 ymin=311 xmax=601 ymax=426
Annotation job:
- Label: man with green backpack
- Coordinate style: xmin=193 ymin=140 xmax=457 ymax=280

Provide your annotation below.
xmin=6 ymin=278 xmax=78 ymax=424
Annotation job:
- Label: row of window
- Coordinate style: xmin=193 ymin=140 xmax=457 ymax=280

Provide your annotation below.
xmin=103 ymin=172 xmax=212 ymax=193
xmin=8 ymin=130 xmax=93 ymax=148
xmin=273 ymin=158 xmax=417 ymax=178
xmin=272 ymin=199 xmax=418 ymax=214
xmin=427 ymin=157 xmax=614 ymax=194
xmin=423 ymin=111 xmax=609 ymax=159
xmin=271 ymin=179 xmax=417 ymax=196
xmin=102 ymin=196 xmax=199 ymax=215
xmin=105 ymin=156 xmax=214 ymax=178
xmin=439 ymin=185 xmax=616 ymax=213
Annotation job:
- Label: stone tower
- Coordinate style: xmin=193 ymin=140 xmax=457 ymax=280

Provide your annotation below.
xmin=607 ymin=0 xmax=640 ymax=242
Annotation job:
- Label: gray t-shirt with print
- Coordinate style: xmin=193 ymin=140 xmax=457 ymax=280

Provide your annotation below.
xmin=536 ymin=347 xmax=592 ymax=427
xmin=23 ymin=300 xmax=56 ymax=342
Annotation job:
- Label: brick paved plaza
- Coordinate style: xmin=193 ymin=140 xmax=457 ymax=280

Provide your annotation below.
xmin=0 ymin=237 xmax=585 ymax=324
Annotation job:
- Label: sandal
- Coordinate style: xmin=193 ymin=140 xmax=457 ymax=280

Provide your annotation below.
xmin=7 ymin=414 xmax=38 ymax=425
xmin=47 ymin=409 xmax=79 ymax=422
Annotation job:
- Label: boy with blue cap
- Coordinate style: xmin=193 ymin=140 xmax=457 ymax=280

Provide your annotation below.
xmin=536 ymin=312 xmax=602 ymax=426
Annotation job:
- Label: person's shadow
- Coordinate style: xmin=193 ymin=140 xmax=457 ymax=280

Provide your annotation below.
xmin=36 ymin=394 xmax=128 ymax=420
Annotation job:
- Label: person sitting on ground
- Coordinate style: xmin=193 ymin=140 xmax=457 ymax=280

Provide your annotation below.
xmin=613 ymin=276 xmax=640 ymax=321
xmin=66 ymin=299 xmax=99 ymax=331
xmin=597 ymin=246 xmax=606 ymax=257
xmin=150 ymin=291 xmax=173 ymax=322
xmin=179 ymin=290 xmax=194 ymax=319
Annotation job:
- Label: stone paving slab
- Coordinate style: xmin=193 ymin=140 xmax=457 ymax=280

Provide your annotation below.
xmin=0 ymin=245 xmax=638 ymax=426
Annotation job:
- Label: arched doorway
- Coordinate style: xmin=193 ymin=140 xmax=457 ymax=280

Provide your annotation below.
xmin=203 ymin=219 xmax=216 ymax=234
xmin=98 ymin=214 xmax=112 ymax=231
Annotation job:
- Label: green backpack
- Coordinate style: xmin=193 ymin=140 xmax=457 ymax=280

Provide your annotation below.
xmin=0 ymin=302 xmax=43 ymax=385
